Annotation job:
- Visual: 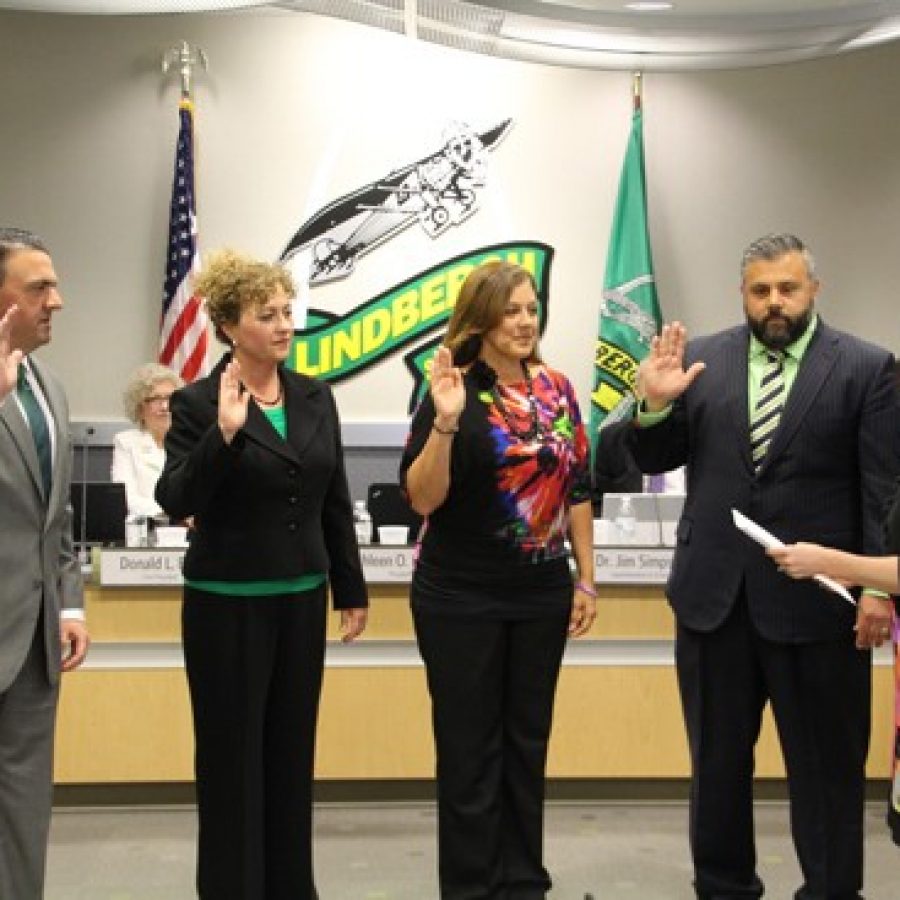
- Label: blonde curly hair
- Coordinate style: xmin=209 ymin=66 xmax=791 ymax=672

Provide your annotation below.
xmin=122 ymin=363 xmax=182 ymax=425
xmin=194 ymin=249 xmax=296 ymax=345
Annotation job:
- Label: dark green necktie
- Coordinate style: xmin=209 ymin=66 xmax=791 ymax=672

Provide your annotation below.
xmin=17 ymin=364 xmax=52 ymax=497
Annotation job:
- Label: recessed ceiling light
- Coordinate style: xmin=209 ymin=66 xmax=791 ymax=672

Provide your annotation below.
xmin=625 ymin=2 xmax=674 ymax=10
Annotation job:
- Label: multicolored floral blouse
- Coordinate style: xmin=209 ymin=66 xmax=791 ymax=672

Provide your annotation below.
xmin=400 ymin=359 xmax=591 ymax=616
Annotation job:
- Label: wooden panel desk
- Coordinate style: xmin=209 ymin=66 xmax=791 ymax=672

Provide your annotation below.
xmin=54 ymin=556 xmax=895 ymax=784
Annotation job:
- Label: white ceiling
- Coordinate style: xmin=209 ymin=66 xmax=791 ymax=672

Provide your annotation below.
xmin=521 ymin=0 xmax=887 ymax=12
xmin=2 ymin=0 xmax=900 ymax=69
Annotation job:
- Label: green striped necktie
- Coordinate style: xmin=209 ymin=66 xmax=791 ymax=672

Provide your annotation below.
xmin=17 ymin=363 xmax=52 ymax=498
xmin=750 ymin=349 xmax=785 ymax=472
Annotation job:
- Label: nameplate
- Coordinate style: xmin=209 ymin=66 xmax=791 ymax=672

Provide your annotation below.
xmin=96 ymin=545 xmax=671 ymax=588
xmin=96 ymin=546 xmax=415 ymax=588
xmin=359 ymin=545 xmax=416 ymax=583
xmin=98 ymin=548 xmax=186 ymax=587
xmin=593 ymin=547 xmax=673 ymax=584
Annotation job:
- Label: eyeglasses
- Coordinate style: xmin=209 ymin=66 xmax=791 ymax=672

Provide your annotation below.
xmin=144 ymin=394 xmax=173 ymax=407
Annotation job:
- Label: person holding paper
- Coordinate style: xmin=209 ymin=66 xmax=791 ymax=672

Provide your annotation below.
xmin=155 ymin=249 xmax=368 ymax=900
xmin=627 ymin=233 xmax=900 ymax=899
xmin=767 ymin=544 xmax=899 ymax=598
xmin=769 ymin=492 xmax=900 ymax=849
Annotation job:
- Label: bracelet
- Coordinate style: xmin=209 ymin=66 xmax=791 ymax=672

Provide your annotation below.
xmin=575 ymin=581 xmax=598 ymax=599
xmin=433 ymin=420 xmax=459 ymax=435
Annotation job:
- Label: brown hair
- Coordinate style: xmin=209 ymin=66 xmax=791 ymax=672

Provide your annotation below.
xmin=194 ymin=249 xmax=295 ymax=345
xmin=444 ymin=260 xmax=540 ymax=366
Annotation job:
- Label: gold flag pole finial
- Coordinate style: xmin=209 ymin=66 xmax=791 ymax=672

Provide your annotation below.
xmin=632 ymin=71 xmax=643 ymax=112
xmin=162 ymin=41 xmax=209 ymax=102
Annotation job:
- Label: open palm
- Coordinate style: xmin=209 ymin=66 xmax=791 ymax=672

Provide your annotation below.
xmin=638 ymin=322 xmax=705 ymax=410
xmin=218 ymin=359 xmax=250 ymax=441
xmin=430 ymin=346 xmax=465 ymax=421
xmin=0 ymin=305 xmax=23 ymax=403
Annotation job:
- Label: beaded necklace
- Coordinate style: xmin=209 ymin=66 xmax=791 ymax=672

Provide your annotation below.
xmin=248 ymin=381 xmax=283 ymax=407
xmin=489 ymin=361 xmax=548 ymax=442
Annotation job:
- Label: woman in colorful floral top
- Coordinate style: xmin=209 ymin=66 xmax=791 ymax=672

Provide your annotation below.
xmin=400 ymin=260 xmax=596 ymax=899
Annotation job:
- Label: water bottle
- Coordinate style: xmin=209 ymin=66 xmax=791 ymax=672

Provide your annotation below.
xmin=125 ymin=514 xmax=149 ymax=548
xmin=615 ymin=495 xmax=636 ymax=540
xmin=353 ymin=500 xmax=372 ymax=545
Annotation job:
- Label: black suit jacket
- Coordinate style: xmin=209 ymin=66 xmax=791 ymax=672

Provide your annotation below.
xmin=629 ymin=320 xmax=900 ymax=642
xmin=156 ymin=353 xmax=367 ymax=610
xmin=592 ymin=418 xmax=644 ymax=515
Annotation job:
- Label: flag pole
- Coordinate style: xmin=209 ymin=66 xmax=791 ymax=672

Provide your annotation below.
xmin=590 ymin=67 xmax=660 ymax=455
xmin=632 ymin=70 xmax=642 ymax=113
xmin=158 ymin=41 xmax=211 ymax=382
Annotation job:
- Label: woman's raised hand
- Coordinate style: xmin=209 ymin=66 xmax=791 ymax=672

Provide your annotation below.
xmin=430 ymin=346 xmax=465 ymax=426
xmin=218 ymin=358 xmax=250 ymax=443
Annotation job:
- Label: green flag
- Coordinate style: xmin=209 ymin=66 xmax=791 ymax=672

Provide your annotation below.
xmin=590 ymin=107 xmax=662 ymax=453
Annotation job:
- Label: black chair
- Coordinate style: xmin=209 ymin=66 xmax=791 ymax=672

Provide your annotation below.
xmin=70 ymin=481 xmax=127 ymax=547
xmin=366 ymin=482 xmax=423 ymax=544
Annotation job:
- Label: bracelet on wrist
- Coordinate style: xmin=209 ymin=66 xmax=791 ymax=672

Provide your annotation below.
xmin=433 ymin=419 xmax=459 ymax=435
xmin=575 ymin=581 xmax=598 ymax=599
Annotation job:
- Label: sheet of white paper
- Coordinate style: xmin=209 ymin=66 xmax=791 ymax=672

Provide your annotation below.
xmin=731 ymin=509 xmax=856 ymax=605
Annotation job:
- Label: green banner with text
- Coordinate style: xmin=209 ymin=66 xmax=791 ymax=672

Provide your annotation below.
xmin=289 ymin=241 xmax=553 ymax=411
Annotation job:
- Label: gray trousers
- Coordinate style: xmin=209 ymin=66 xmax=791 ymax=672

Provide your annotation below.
xmin=0 ymin=616 xmax=59 ymax=900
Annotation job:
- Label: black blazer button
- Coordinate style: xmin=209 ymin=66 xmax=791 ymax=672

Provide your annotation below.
xmin=288 ymin=522 xmax=298 ymax=532
xmin=288 ymin=496 xmax=299 ymax=505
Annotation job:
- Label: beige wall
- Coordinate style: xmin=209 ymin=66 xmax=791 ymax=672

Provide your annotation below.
xmin=2 ymin=9 xmax=899 ymax=422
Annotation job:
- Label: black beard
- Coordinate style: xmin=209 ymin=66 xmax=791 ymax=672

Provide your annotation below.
xmin=748 ymin=307 xmax=812 ymax=351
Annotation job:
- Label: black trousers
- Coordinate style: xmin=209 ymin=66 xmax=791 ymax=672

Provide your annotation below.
xmin=413 ymin=609 xmax=570 ymax=900
xmin=676 ymin=594 xmax=870 ymax=900
xmin=182 ymin=586 xmax=326 ymax=900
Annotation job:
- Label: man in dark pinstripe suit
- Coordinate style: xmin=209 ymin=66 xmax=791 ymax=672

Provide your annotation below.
xmin=626 ymin=234 xmax=900 ymax=899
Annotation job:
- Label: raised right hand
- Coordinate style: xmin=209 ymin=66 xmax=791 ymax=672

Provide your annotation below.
xmin=218 ymin=359 xmax=250 ymax=443
xmin=636 ymin=322 xmax=705 ymax=412
xmin=0 ymin=305 xmax=23 ymax=403
xmin=430 ymin=346 xmax=465 ymax=426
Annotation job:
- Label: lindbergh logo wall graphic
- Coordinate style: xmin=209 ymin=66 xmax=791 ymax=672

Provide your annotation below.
xmin=289 ymin=242 xmax=554 ymax=412
xmin=279 ymin=121 xmax=512 ymax=285
xmin=276 ymin=119 xmax=552 ymax=412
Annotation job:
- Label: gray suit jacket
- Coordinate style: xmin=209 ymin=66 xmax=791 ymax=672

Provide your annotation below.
xmin=628 ymin=319 xmax=900 ymax=642
xmin=0 ymin=357 xmax=82 ymax=692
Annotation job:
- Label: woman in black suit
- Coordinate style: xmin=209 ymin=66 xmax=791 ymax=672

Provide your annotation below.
xmin=156 ymin=249 xmax=368 ymax=900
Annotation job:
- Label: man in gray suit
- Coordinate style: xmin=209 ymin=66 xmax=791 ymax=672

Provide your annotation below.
xmin=628 ymin=234 xmax=899 ymax=899
xmin=0 ymin=227 xmax=89 ymax=898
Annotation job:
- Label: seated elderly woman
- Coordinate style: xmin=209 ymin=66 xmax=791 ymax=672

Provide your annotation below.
xmin=111 ymin=363 xmax=182 ymax=517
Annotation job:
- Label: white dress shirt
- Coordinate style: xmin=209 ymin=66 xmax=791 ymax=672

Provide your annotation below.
xmin=111 ymin=428 xmax=166 ymax=518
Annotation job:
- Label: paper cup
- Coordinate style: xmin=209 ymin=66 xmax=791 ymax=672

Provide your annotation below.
xmin=377 ymin=525 xmax=409 ymax=545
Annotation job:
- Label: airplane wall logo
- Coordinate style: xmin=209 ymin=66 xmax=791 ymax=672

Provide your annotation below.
xmin=279 ymin=120 xmax=512 ymax=285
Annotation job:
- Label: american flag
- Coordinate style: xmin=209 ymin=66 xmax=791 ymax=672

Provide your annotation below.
xmin=159 ymin=99 xmax=209 ymax=382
